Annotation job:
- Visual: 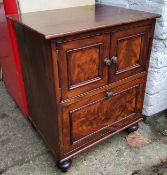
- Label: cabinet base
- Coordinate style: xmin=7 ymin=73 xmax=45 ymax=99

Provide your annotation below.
xmin=126 ymin=123 xmax=139 ymax=133
xmin=57 ymin=159 xmax=72 ymax=172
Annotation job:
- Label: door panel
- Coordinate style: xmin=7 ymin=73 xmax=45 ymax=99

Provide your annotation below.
xmin=117 ymin=35 xmax=142 ymax=70
xmin=71 ymin=86 xmax=136 ymax=142
xmin=57 ymin=34 xmax=110 ymax=100
xmin=67 ymin=44 xmax=101 ymax=89
xmin=110 ymin=25 xmax=151 ymax=82
xmin=62 ymin=78 xmax=145 ymax=153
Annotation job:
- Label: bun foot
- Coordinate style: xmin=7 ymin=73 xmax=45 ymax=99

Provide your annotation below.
xmin=126 ymin=123 xmax=139 ymax=133
xmin=57 ymin=159 xmax=72 ymax=172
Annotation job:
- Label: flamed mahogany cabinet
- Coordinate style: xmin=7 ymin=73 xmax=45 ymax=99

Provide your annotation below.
xmin=8 ymin=5 xmax=160 ymax=172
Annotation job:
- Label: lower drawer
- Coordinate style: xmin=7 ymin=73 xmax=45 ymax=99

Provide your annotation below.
xmin=62 ymin=78 xmax=145 ymax=154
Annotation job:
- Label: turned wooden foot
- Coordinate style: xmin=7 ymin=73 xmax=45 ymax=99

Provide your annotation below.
xmin=126 ymin=123 xmax=139 ymax=133
xmin=57 ymin=159 xmax=72 ymax=172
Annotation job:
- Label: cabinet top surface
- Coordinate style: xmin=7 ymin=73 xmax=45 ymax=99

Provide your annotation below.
xmin=8 ymin=4 xmax=160 ymax=39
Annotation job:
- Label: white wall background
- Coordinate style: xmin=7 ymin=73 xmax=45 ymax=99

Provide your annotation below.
xmin=17 ymin=0 xmax=95 ymax=13
xmin=97 ymin=0 xmax=167 ymax=116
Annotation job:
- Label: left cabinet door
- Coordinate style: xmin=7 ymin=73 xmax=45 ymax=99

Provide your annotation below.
xmin=57 ymin=33 xmax=110 ymax=100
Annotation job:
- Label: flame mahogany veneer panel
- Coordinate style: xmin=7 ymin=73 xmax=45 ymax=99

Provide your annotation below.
xmin=62 ymin=78 xmax=145 ymax=153
xmin=57 ymin=33 xmax=110 ymax=99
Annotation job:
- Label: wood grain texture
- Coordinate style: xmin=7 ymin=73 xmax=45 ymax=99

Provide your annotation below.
xmin=62 ymin=78 xmax=145 ymax=153
xmin=7 ymin=5 xmax=160 ymax=39
xmin=13 ymin=22 xmax=60 ymax=160
xmin=68 ymin=46 xmax=100 ymax=87
xmin=10 ymin=5 xmax=159 ymax=169
xmin=57 ymin=33 xmax=110 ymax=99
xmin=71 ymin=85 xmax=137 ymax=143
xmin=117 ymin=35 xmax=142 ymax=70
xmin=110 ymin=25 xmax=150 ymax=83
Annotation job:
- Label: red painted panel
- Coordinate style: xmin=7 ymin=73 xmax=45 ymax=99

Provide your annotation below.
xmin=0 ymin=3 xmax=11 ymax=58
xmin=0 ymin=1 xmax=28 ymax=117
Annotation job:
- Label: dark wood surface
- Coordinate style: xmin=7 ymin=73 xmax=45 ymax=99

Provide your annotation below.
xmin=14 ymin=22 xmax=60 ymax=160
xmin=62 ymin=78 xmax=145 ymax=153
xmin=110 ymin=25 xmax=151 ymax=83
xmin=57 ymin=33 xmax=110 ymax=99
xmin=8 ymin=4 xmax=160 ymax=39
xmin=9 ymin=4 xmax=160 ymax=171
xmin=56 ymin=22 xmax=153 ymax=100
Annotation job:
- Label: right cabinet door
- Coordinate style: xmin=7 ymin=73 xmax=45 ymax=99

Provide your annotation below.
xmin=110 ymin=25 xmax=151 ymax=82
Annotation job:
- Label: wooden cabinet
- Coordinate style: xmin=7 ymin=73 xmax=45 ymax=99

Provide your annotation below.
xmin=8 ymin=4 xmax=160 ymax=172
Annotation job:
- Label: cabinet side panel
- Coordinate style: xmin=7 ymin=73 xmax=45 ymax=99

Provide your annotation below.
xmin=13 ymin=22 xmax=59 ymax=159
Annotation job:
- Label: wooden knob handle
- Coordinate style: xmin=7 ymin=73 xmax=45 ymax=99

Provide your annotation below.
xmin=104 ymin=58 xmax=111 ymax=66
xmin=111 ymin=56 xmax=118 ymax=64
xmin=106 ymin=92 xmax=113 ymax=98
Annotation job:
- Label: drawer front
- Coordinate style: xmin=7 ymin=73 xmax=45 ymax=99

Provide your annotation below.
xmin=62 ymin=78 xmax=145 ymax=153
xmin=110 ymin=25 xmax=151 ymax=82
xmin=57 ymin=34 xmax=110 ymax=100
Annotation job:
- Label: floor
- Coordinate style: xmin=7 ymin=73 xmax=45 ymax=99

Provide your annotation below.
xmin=1 ymin=81 xmax=167 ymax=175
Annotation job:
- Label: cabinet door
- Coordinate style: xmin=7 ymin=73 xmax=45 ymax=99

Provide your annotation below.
xmin=57 ymin=34 xmax=110 ymax=100
xmin=110 ymin=25 xmax=151 ymax=82
xmin=62 ymin=78 xmax=145 ymax=154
